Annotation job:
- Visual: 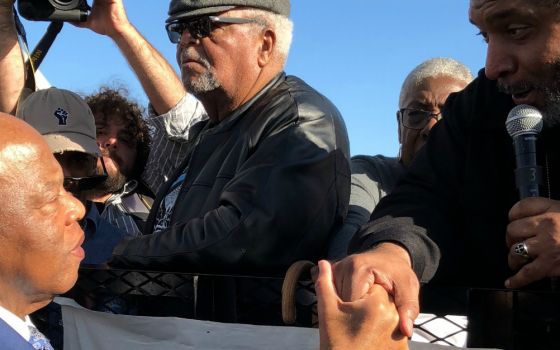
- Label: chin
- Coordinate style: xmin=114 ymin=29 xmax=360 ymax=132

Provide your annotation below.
xmin=56 ymin=273 xmax=79 ymax=295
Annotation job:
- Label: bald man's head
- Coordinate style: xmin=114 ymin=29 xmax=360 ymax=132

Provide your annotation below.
xmin=0 ymin=113 xmax=50 ymax=166
xmin=0 ymin=114 xmax=52 ymax=216
xmin=0 ymin=113 xmax=86 ymax=318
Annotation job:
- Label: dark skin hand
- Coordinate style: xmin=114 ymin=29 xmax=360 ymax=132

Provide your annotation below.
xmin=506 ymin=197 xmax=560 ymax=288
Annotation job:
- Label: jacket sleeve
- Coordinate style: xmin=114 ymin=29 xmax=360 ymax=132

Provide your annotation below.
xmin=327 ymin=156 xmax=395 ymax=259
xmin=111 ymin=98 xmax=350 ymax=273
xmin=349 ymin=76 xmax=489 ymax=284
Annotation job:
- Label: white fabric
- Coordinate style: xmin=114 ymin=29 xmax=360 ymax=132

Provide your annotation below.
xmin=0 ymin=304 xmax=32 ymax=342
xmin=56 ymin=298 xmax=499 ymax=350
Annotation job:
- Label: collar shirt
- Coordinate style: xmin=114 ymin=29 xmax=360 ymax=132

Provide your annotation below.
xmin=0 ymin=304 xmax=32 ymax=342
xmin=101 ymin=180 xmax=146 ymax=237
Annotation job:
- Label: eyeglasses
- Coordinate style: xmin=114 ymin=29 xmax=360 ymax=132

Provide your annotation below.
xmin=63 ymin=157 xmax=108 ymax=193
xmin=166 ymin=15 xmax=261 ymax=43
xmin=399 ymin=108 xmax=443 ymax=130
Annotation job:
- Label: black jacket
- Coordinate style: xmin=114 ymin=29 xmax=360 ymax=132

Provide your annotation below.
xmin=112 ymin=73 xmax=350 ymax=274
xmin=351 ymin=70 xmax=560 ymax=288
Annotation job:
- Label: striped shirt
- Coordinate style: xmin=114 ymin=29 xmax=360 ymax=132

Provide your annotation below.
xmin=143 ymin=93 xmax=208 ymax=194
xmin=100 ymin=93 xmax=208 ymax=235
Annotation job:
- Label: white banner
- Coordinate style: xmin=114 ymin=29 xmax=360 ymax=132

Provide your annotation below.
xmin=56 ymin=298 xmax=497 ymax=350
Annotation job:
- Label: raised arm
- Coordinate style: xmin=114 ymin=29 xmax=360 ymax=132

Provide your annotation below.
xmin=78 ymin=0 xmax=184 ymax=115
xmin=0 ymin=1 xmax=24 ymax=115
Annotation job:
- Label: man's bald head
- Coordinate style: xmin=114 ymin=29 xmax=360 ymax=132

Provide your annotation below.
xmin=0 ymin=112 xmax=47 ymax=157
xmin=0 ymin=114 xmax=52 ymax=215
xmin=0 ymin=113 xmax=52 ymax=209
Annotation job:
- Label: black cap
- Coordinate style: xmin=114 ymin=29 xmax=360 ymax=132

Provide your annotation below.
xmin=167 ymin=0 xmax=290 ymax=23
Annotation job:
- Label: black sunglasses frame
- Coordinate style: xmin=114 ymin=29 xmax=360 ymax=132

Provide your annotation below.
xmin=398 ymin=108 xmax=443 ymax=130
xmin=166 ymin=15 xmax=261 ymax=43
xmin=63 ymin=156 xmax=108 ymax=193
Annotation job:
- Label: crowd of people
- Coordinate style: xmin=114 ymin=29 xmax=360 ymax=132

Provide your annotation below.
xmin=0 ymin=0 xmax=559 ymax=349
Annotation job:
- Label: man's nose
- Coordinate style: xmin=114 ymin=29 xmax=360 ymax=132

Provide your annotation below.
xmin=421 ymin=115 xmax=440 ymax=139
xmin=180 ymin=29 xmax=200 ymax=45
xmin=97 ymin=135 xmax=117 ymax=149
xmin=485 ymin=39 xmax=516 ymax=81
xmin=66 ymin=192 xmax=86 ymax=225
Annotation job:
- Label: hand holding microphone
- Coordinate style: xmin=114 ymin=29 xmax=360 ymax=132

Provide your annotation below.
xmin=505 ymin=105 xmax=560 ymax=289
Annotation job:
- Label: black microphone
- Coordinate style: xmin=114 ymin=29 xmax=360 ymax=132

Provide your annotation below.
xmin=505 ymin=105 xmax=559 ymax=290
xmin=505 ymin=104 xmax=543 ymax=199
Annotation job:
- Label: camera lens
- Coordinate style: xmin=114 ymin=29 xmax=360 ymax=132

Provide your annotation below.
xmin=48 ymin=0 xmax=81 ymax=10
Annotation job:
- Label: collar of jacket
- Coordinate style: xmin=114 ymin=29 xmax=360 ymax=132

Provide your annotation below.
xmin=203 ymin=72 xmax=286 ymax=134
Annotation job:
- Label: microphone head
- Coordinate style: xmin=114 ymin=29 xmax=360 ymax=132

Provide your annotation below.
xmin=506 ymin=104 xmax=543 ymax=138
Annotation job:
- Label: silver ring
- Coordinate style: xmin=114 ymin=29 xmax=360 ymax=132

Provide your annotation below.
xmin=513 ymin=241 xmax=530 ymax=259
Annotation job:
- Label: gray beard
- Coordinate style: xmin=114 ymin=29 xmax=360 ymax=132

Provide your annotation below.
xmin=185 ymin=57 xmax=221 ymax=95
xmin=541 ymin=87 xmax=560 ymax=128
xmin=188 ymin=70 xmax=221 ymax=94
xmin=497 ymin=61 xmax=560 ymax=129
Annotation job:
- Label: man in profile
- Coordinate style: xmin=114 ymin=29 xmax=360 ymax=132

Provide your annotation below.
xmin=0 ymin=113 xmax=85 ymax=350
xmin=100 ymin=0 xmax=351 ymax=273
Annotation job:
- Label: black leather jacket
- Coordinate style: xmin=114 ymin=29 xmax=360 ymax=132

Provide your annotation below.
xmin=112 ymin=73 xmax=350 ymax=274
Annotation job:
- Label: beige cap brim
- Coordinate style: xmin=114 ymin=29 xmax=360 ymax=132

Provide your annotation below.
xmin=43 ymin=133 xmax=100 ymax=158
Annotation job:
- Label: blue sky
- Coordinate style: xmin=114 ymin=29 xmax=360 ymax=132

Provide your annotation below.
xmin=19 ymin=0 xmax=487 ymax=157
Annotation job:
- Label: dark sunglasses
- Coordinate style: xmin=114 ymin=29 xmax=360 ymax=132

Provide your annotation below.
xmin=166 ymin=15 xmax=261 ymax=43
xmin=63 ymin=157 xmax=108 ymax=193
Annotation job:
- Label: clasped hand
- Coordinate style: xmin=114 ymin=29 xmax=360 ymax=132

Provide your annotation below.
xmin=506 ymin=197 xmax=560 ymax=288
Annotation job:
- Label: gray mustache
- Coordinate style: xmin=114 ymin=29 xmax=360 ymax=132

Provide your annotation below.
xmin=182 ymin=50 xmax=212 ymax=69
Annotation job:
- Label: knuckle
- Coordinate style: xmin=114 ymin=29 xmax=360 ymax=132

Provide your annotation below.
xmin=346 ymin=254 xmax=371 ymax=274
xmin=540 ymin=215 xmax=560 ymax=234
xmin=520 ymin=263 xmax=537 ymax=278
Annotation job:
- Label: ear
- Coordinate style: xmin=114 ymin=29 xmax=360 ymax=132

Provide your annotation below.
xmin=257 ymin=28 xmax=276 ymax=67
xmin=396 ymin=110 xmax=403 ymax=144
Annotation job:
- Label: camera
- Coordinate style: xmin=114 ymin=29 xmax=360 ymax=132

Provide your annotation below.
xmin=18 ymin=0 xmax=90 ymax=22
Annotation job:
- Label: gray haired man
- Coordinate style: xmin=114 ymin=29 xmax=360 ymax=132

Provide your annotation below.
xmin=328 ymin=58 xmax=473 ymax=259
xmin=110 ymin=0 xmax=351 ymax=274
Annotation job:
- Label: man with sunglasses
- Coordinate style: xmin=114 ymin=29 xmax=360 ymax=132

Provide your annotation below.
xmin=328 ymin=58 xmax=473 ymax=259
xmin=97 ymin=0 xmax=351 ymax=275
xmin=15 ymin=87 xmax=127 ymax=265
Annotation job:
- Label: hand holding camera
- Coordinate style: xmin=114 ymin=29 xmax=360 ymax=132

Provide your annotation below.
xmin=18 ymin=0 xmax=90 ymax=22
xmin=73 ymin=0 xmax=131 ymax=39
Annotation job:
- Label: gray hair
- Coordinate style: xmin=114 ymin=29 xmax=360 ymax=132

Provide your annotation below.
xmin=236 ymin=8 xmax=294 ymax=64
xmin=398 ymin=58 xmax=474 ymax=108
